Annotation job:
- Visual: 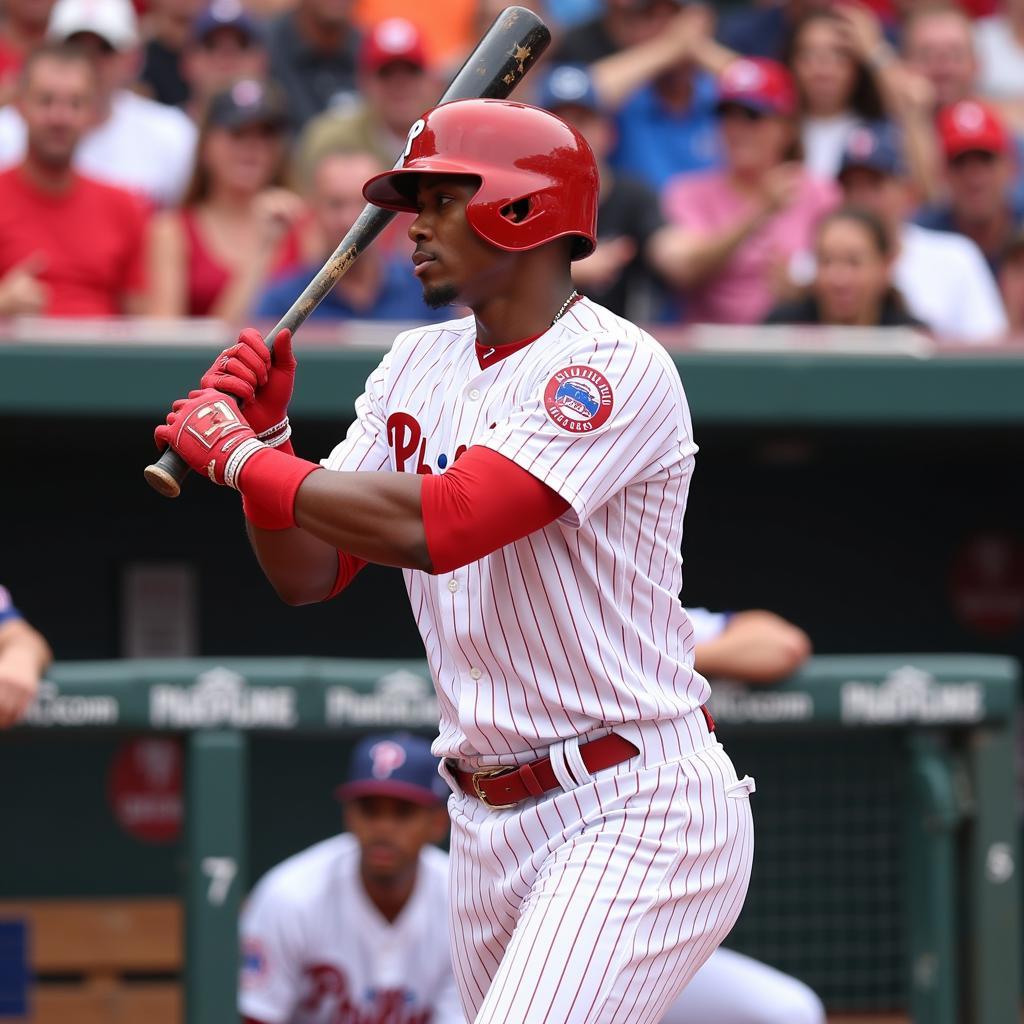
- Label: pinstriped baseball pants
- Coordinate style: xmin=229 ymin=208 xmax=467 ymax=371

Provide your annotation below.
xmin=446 ymin=718 xmax=755 ymax=1024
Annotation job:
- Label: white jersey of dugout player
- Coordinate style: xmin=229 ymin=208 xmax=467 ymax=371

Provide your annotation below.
xmin=239 ymin=833 xmax=463 ymax=1024
xmin=321 ymin=297 xmax=708 ymax=762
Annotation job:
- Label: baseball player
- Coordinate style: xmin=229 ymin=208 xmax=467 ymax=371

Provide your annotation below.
xmin=0 ymin=584 xmax=52 ymax=728
xmin=156 ymin=98 xmax=754 ymax=1024
xmin=239 ymin=732 xmax=462 ymax=1024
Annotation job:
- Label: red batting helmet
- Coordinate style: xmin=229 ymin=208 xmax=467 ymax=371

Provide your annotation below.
xmin=362 ymin=98 xmax=599 ymax=260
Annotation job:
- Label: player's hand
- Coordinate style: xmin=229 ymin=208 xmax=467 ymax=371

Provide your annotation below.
xmin=0 ymin=650 xmax=41 ymax=727
xmin=0 ymin=253 xmax=48 ymax=317
xmin=200 ymin=327 xmax=296 ymax=441
xmin=154 ymin=388 xmax=266 ymax=488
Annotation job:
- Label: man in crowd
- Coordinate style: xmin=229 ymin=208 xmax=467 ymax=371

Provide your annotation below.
xmin=0 ymin=584 xmax=51 ymax=728
xmin=916 ymin=99 xmax=1023 ymax=274
xmin=255 ymin=147 xmax=440 ymax=323
xmin=295 ymin=17 xmax=436 ymax=180
xmin=0 ymin=43 xmax=150 ymax=316
xmin=837 ymin=121 xmax=1007 ymax=342
xmin=0 ymin=0 xmax=197 ymax=206
xmin=998 ymin=229 xmax=1024 ymax=333
xmin=0 ymin=0 xmax=54 ymax=102
xmin=238 ymin=732 xmax=462 ymax=1024
xmin=266 ymin=0 xmax=360 ymax=132
xmin=180 ymin=1 xmax=269 ymax=120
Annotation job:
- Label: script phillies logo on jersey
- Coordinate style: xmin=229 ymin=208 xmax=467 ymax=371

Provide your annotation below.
xmin=544 ymin=365 xmax=613 ymax=433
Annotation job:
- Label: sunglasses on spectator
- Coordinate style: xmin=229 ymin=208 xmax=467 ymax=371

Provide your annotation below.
xmin=949 ymin=150 xmax=1000 ymax=168
xmin=719 ymin=104 xmax=766 ymax=122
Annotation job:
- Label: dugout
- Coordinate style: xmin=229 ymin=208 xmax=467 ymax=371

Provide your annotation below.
xmin=0 ymin=655 xmax=1019 ymax=1024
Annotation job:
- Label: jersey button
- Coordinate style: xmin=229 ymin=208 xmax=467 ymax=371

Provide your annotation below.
xmin=470 ymin=668 xmax=482 ymax=679
xmin=447 ymin=579 xmax=459 ymax=593
xmin=468 ymin=388 xmax=480 ymax=401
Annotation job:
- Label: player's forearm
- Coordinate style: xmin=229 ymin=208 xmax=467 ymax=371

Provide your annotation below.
xmin=293 ymin=470 xmax=432 ymax=572
xmin=246 ymin=522 xmax=343 ymax=605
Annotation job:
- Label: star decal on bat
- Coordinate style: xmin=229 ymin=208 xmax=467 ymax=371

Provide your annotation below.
xmin=513 ymin=44 xmax=531 ymax=73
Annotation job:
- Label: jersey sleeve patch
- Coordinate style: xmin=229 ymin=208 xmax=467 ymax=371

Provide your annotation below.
xmin=542 ymin=365 xmax=614 ymax=433
xmin=241 ymin=937 xmax=268 ymax=988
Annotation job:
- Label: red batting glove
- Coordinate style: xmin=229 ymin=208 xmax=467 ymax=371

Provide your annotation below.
xmin=155 ymin=389 xmax=321 ymax=529
xmin=199 ymin=328 xmax=296 ymax=453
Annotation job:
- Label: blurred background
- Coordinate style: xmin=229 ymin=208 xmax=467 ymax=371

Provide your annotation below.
xmin=1 ymin=0 xmax=1024 ymax=1021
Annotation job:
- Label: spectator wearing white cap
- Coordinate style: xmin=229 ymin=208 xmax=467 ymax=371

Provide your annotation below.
xmin=0 ymin=0 xmax=197 ymax=207
xmin=295 ymin=17 xmax=436 ymax=182
xmin=265 ymin=0 xmax=360 ymax=132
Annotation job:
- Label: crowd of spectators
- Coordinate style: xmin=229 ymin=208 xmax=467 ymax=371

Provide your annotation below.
xmin=1 ymin=0 xmax=1024 ymax=341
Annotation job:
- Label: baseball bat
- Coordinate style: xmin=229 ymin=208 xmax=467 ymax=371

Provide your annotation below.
xmin=144 ymin=6 xmax=551 ymax=498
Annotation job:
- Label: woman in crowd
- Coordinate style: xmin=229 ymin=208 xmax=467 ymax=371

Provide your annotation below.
xmin=657 ymin=57 xmax=839 ymax=325
xmin=148 ymin=79 xmax=307 ymax=323
xmin=784 ymin=10 xmax=885 ymax=179
xmin=764 ymin=206 xmax=925 ymax=327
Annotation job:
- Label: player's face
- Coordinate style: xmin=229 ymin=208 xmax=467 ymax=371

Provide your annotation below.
xmin=345 ymin=796 xmax=448 ymax=883
xmin=408 ymin=174 xmax=515 ymax=309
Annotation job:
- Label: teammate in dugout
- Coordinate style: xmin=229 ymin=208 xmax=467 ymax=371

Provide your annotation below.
xmin=156 ymin=98 xmax=755 ymax=1023
xmin=239 ymin=733 xmax=462 ymax=1024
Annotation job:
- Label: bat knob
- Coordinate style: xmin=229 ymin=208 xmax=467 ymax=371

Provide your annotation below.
xmin=144 ymin=462 xmax=183 ymax=499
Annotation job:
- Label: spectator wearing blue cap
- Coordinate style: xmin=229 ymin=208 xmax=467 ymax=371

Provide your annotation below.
xmin=836 ymin=121 xmax=1007 ymax=341
xmin=238 ymin=732 xmax=462 ymax=1024
xmin=538 ymin=64 xmax=682 ymax=319
xmin=180 ymin=1 xmax=268 ymax=121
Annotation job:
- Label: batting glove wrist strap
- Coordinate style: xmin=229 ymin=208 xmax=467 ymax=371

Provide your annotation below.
xmin=256 ymin=417 xmax=295 ymax=457
xmin=237 ymin=446 xmax=321 ymax=531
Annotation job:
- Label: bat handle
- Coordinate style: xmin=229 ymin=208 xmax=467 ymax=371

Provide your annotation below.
xmin=144 ymin=446 xmax=189 ymax=498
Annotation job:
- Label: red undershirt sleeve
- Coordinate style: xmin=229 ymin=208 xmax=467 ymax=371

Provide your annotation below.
xmin=326 ymin=550 xmax=368 ymax=600
xmin=420 ymin=446 xmax=571 ymax=574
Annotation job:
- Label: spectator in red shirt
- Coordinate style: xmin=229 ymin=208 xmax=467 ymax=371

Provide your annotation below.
xmin=148 ymin=79 xmax=307 ymax=323
xmin=0 ymin=0 xmax=54 ymax=103
xmin=0 ymin=43 xmax=150 ymax=318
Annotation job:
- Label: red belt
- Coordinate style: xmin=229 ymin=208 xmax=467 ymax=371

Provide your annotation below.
xmin=453 ymin=706 xmax=715 ymax=809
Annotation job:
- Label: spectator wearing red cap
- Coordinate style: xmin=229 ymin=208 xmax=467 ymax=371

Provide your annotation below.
xmin=148 ymin=79 xmax=307 ymax=322
xmin=295 ymin=17 xmax=437 ymax=182
xmin=915 ymin=100 xmax=1022 ymax=274
xmin=0 ymin=44 xmax=150 ymax=317
xmin=658 ymin=58 xmax=839 ymax=325
xmin=265 ymin=0 xmax=360 ymax=132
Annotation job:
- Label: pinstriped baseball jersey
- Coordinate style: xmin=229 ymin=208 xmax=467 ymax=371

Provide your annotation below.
xmin=322 ymin=297 xmax=707 ymax=760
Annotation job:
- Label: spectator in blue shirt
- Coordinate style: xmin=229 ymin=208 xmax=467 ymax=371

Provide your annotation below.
xmin=0 ymin=584 xmax=51 ymax=728
xmin=255 ymin=148 xmax=442 ymax=324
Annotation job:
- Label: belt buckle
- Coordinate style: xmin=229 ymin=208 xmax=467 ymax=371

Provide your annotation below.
xmin=471 ymin=766 xmax=517 ymax=809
